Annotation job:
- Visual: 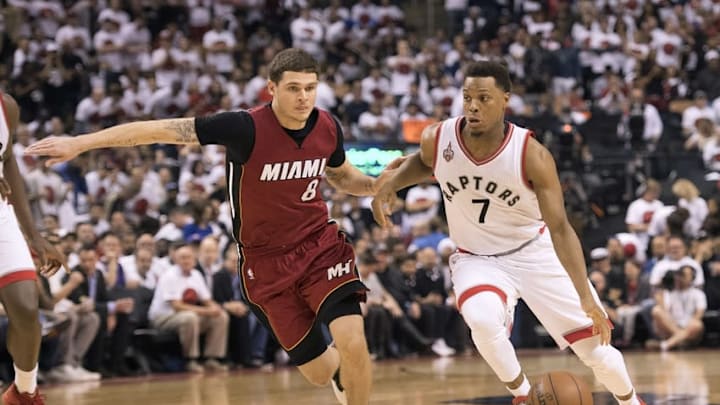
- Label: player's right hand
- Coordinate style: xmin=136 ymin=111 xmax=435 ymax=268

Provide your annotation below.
xmin=582 ymin=300 xmax=612 ymax=345
xmin=371 ymin=183 xmax=396 ymax=228
xmin=24 ymin=136 xmax=80 ymax=166
xmin=0 ymin=177 xmax=11 ymax=199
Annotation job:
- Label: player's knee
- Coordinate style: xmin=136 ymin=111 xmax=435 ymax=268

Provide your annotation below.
xmin=336 ymin=333 xmax=368 ymax=360
xmin=572 ymin=338 xmax=624 ymax=370
xmin=461 ymin=295 xmax=506 ymax=337
xmin=299 ymin=358 xmax=336 ymax=387
xmin=6 ymin=297 xmax=39 ymax=327
xmin=304 ymin=369 xmax=334 ymax=387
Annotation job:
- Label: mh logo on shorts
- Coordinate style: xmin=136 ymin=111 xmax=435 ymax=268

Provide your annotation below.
xmin=327 ymin=259 xmax=353 ymax=280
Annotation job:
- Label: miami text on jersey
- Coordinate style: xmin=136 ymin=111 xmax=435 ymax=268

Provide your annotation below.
xmin=259 ymin=158 xmax=328 ymax=181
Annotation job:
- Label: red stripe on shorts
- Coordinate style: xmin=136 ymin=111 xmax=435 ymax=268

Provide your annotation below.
xmin=0 ymin=270 xmax=37 ymax=288
xmin=457 ymin=284 xmax=506 ymax=311
xmin=563 ymin=319 xmax=615 ymax=344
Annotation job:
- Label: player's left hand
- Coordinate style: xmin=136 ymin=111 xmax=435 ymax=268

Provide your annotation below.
xmin=30 ymin=238 xmax=66 ymax=277
xmin=0 ymin=177 xmax=10 ymax=199
xmin=582 ymin=300 xmax=612 ymax=345
xmin=372 ymin=155 xmax=408 ymax=195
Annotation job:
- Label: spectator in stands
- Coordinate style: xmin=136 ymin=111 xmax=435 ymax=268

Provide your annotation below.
xmin=358 ymin=100 xmax=395 ymax=142
xmin=684 ymin=118 xmax=716 ymax=152
xmin=649 ymin=265 xmax=706 ymax=351
xmin=25 ymin=156 xmax=68 ymax=222
xmin=373 ymin=251 xmax=434 ymax=354
xmin=682 ymin=91 xmax=715 ymax=137
xmin=148 ymin=245 xmax=229 ymax=373
xmin=202 ymin=17 xmax=236 ymax=74
xmin=701 ymin=125 xmax=720 ymax=171
xmin=650 ymin=235 xmax=704 ymax=289
xmin=590 ymin=246 xmax=626 ymax=293
xmin=36 ymin=239 xmax=101 ymax=383
xmin=625 ymin=179 xmax=664 ymax=252
xmin=212 ymin=247 xmax=268 ymax=368
xmin=694 ymin=236 xmax=720 ymax=311
xmin=408 ymin=220 xmax=447 ymax=253
xmin=402 ymin=180 xmax=442 ymax=234
xmin=195 ymin=236 xmax=220 ymax=288
xmin=618 ymin=87 xmax=663 ymax=149
xmin=121 ymin=246 xmax=159 ymax=291
xmin=290 ymin=8 xmax=324 ymax=62
xmin=65 ymin=244 xmax=135 ymax=377
xmin=615 ymin=260 xmax=652 ymax=347
xmin=413 ymin=247 xmax=457 ymax=356
xmin=672 ymin=179 xmax=708 ymax=238
xmin=155 ymin=207 xmax=187 ymax=243
xmin=695 ymin=50 xmax=720 ymax=102
xmin=357 ymin=252 xmax=403 ymax=360
xmin=644 ymin=236 xmax=666 ymax=275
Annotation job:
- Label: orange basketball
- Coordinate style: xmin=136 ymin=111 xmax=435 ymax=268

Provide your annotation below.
xmin=528 ymin=371 xmax=594 ymax=405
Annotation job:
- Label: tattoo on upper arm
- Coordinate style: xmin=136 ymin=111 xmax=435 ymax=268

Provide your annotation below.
xmin=165 ymin=119 xmax=197 ymax=144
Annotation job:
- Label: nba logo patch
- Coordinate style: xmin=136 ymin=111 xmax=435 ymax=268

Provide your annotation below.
xmin=247 ymin=268 xmax=255 ymax=280
xmin=443 ymin=142 xmax=454 ymax=162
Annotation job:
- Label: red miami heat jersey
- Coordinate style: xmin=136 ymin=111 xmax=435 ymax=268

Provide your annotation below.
xmin=433 ymin=117 xmax=544 ymax=255
xmin=227 ymin=105 xmax=337 ymax=252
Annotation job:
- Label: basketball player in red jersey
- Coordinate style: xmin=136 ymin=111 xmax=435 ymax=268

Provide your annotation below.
xmin=0 ymin=93 xmax=64 ymax=405
xmin=372 ymin=61 xmax=646 ymax=405
xmin=26 ymin=48 xmax=394 ymax=405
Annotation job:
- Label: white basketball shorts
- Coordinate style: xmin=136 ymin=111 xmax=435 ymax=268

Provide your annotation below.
xmin=450 ymin=230 xmax=607 ymax=350
xmin=0 ymin=203 xmax=37 ymax=287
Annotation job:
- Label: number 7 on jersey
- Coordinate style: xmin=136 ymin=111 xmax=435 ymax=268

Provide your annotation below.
xmin=472 ymin=198 xmax=490 ymax=223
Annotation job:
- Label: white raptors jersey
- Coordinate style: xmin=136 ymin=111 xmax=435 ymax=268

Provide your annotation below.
xmin=0 ymin=94 xmax=9 ymax=211
xmin=433 ymin=117 xmax=544 ymax=255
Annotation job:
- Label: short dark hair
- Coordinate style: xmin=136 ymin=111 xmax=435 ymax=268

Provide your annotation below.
xmin=268 ymin=48 xmax=320 ymax=83
xmin=464 ymin=61 xmax=512 ymax=93
xmin=79 ymin=243 xmax=96 ymax=253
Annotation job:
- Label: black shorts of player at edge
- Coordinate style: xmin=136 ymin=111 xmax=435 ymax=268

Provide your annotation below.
xmin=244 ymin=284 xmax=363 ymax=366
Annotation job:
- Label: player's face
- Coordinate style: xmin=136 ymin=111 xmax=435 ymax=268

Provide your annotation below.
xmin=462 ymin=77 xmax=509 ymax=136
xmin=268 ymin=71 xmax=318 ymax=128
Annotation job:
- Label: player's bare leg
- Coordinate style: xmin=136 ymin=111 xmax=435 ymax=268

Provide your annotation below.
xmin=329 ymin=314 xmax=371 ymax=405
xmin=0 ymin=280 xmax=42 ymax=393
xmin=297 ymin=345 xmax=341 ymax=387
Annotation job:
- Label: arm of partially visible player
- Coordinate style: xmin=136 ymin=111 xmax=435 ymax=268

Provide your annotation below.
xmin=370 ymin=123 xmax=438 ymax=227
xmin=2 ymin=94 xmax=65 ymax=275
xmin=525 ymin=137 xmax=612 ymax=345
xmin=25 ymin=117 xmax=200 ymax=165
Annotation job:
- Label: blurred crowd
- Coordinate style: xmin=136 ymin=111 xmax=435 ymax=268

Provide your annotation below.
xmin=0 ymin=0 xmax=720 ymax=385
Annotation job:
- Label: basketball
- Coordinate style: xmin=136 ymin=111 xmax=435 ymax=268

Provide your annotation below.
xmin=528 ymin=371 xmax=594 ymax=405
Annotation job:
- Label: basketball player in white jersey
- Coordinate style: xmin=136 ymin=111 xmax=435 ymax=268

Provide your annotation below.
xmin=0 ymin=93 xmax=64 ymax=405
xmin=372 ymin=61 xmax=646 ymax=405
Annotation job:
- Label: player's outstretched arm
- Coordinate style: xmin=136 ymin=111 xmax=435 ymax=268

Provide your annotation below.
xmin=25 ymin=117 xmax=199 ymax=166
xmin=324 ymin=160 xmax=379 ymax=197
xmin=525 ymin=138 xmax=612 ymax=344
xmin=371 ymin=123 xmax=438 ymax=228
